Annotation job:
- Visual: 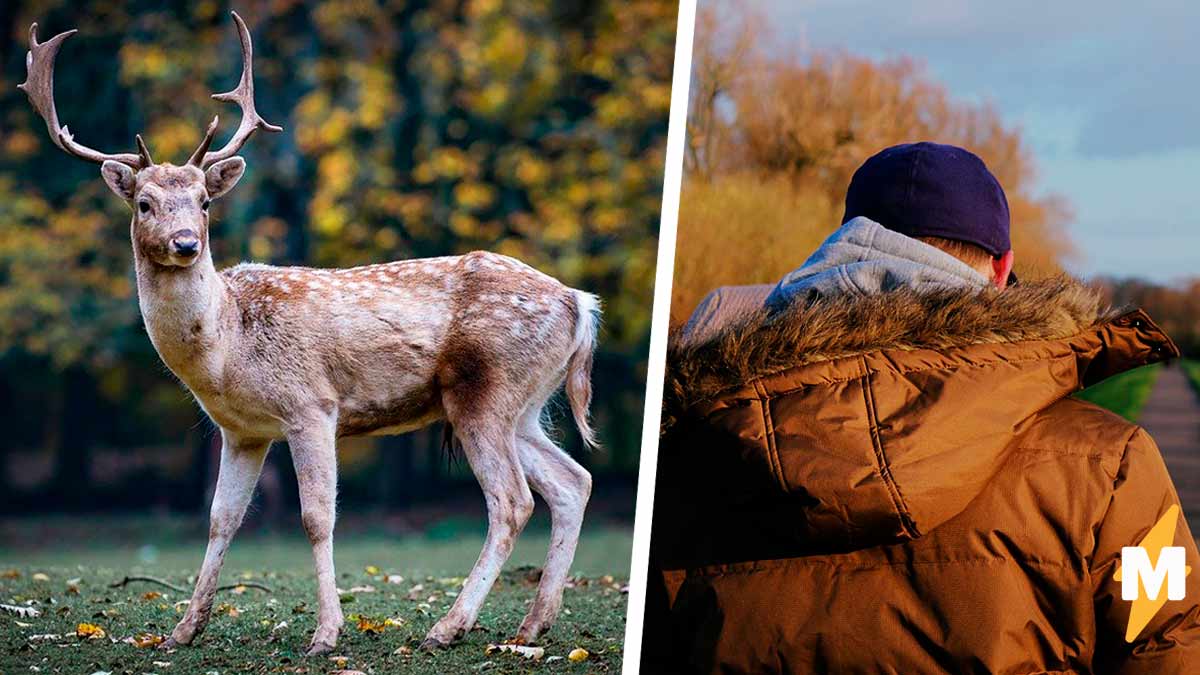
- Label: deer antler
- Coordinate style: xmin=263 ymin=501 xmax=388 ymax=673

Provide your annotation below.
xmin=18 ymin=23 xmax=147 ymax=169
xmin=187 ymin=11 xmax=282 ymax=168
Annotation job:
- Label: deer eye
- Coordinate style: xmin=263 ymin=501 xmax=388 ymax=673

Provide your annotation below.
xmin=202 ymin=199 xmax=211 ymax=211
xmin=138 ymin=200 xmax=151 ymax=214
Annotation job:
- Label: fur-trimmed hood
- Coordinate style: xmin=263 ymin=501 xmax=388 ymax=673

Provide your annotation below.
xmin=668 ymin=277 xmax=1154 ymax=423
xmin=656 ymin=277 xmax=1178 ymax=555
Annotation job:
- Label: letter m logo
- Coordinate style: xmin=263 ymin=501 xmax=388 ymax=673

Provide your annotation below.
xmin=1113 ymin=504 xmax=1192 ymax=642
xmin=1120 ymin=546 xmax=1185 ymax=601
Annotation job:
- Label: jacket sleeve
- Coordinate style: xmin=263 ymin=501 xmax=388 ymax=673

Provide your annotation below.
xmin=1091 ymin=427 xmax=1200 ymax=673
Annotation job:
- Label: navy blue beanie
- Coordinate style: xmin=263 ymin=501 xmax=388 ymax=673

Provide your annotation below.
xmin=842 ymin=142 xmax=1011 ymax=257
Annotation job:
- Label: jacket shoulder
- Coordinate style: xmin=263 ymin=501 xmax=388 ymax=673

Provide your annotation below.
xmin=1019 ymin=396 xmax=1140 ymax=470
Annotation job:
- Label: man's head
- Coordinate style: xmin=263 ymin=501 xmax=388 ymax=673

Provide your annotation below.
xmin=843 ymin=142 xmax=1015 ymax=289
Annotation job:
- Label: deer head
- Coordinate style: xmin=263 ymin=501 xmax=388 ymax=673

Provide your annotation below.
xmin=18 ymin=11 xmax=281 ymax=268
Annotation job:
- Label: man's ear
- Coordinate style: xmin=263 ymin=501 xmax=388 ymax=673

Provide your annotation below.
xmin=992 ymin=250 xmax=1015 ymax=290
xmin=205 ymin=157 xmax=246 ymax=200
xmin=101 ymin=161 xmax=137 ymax=201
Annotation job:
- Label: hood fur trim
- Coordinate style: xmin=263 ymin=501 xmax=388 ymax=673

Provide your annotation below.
xmin=667 ymin=276 xmax=1119 ymax=419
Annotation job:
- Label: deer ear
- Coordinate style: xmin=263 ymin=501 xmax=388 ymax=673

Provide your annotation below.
xmin=205 ymin=157 xmax=246 ymax=200
xmin=101 ymin=161 xmax=137 ymax=201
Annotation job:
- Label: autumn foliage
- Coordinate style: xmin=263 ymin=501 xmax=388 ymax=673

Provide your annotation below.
xmin=672 ymin=4 xmax=1074 ymax=324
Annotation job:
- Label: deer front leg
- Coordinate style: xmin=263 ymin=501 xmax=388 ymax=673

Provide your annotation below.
xmin=287 ymin=415 xmax=343 ymax=657
xmin=161 ymin=431 xmax=269 ymax=649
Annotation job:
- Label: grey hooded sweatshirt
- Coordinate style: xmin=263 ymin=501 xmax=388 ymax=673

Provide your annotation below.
xmin=681 ymin=217 xmax=991 ymax=343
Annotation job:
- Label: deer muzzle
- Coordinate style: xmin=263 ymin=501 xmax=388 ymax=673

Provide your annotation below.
xmin=170 ymin=230 xmax=201 ymax=259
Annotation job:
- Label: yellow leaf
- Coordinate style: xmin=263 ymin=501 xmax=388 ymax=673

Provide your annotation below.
xmin=356 ymin=615 xmax=387 ymax=634
xmin=569 ymin=647 xmax=589 ymax=662
xmin=364 ymin=565 xmax=380 ymax=575
xmin=132 ymin=633 xmax=163 ymax=648
xmin=215 ymin=602 xmax=239 ymax=617
xmin=142 ymin=591 xmax=163 ymax=601
xmin=76 ymin=623 xmax=106 ymax=639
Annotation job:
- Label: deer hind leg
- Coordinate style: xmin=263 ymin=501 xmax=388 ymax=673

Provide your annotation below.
xmin=515 ymin=409 xmax=592 ymax=643
xmin=421 ymin=407 xmax=532 ymax=650
xmin=286 ymin=414 xmax=344 ymax=657
xmin=162 ymin=430 xmax=269 ymax=649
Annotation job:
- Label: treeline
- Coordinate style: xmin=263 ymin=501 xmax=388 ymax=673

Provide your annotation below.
xmin=672 ymin=2 xmax=1073 ymax=324
xmin=0 ymin=0 xmax=676 ymax=513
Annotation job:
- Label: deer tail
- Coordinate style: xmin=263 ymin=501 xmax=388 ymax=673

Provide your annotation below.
xmin=565 ymin=290 xmax=601 ymax=449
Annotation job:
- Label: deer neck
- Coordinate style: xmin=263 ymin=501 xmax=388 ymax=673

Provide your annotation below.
xmin=134 ymin=246 xmax=232 ymax=393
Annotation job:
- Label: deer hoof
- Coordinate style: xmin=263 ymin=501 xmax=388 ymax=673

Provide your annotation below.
xmin=419 ymin=636 xmax=451 ymax=652
xmin=305 ymin=639 xmax=336 ymax=657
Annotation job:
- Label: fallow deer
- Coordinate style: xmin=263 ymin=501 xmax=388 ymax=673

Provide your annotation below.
xmin=20 ymin=12 xmax=601 ymax=656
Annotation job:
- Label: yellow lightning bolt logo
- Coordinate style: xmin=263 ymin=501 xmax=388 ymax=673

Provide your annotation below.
xmin=1113 ymin=504 xmax=1192 ymax=642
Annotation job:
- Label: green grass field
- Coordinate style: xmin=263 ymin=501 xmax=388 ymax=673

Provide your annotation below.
xmin=1074 ymin=363 xmax=1163 ymax=422
xmin=0 ymin=522 xmax=632 ymax=674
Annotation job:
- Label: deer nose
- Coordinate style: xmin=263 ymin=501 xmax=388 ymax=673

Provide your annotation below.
xmin=170 ymin=232 xmax=200 ymax=257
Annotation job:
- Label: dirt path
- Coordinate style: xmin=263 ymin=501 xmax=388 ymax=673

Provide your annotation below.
xmin=1137 ymin=364 xmax=1200 ymax=530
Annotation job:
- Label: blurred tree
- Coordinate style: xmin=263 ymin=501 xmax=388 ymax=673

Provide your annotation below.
xmin=673 ymin=2 xmax=1074 ymax=323
xmin=0 ymin=0 xmax=674 ymax=512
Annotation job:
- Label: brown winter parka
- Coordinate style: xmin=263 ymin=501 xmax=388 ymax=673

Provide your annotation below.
xmin=642 ymin=278 xmax=1200 ymax=674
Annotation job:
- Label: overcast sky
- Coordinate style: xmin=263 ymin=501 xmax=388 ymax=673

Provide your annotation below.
xmin=743 ymin=0 xmax=1200 ymax=282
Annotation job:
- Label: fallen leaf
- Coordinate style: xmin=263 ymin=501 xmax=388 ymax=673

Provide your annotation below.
xmin=271 ymin=620 xmax=288 ymax=634
xmin=76 ymin=623 xmax=106 ymax=639
xmin=384 ymin=574 xmax=404 ymax=584
xmin=231 ymin=585 xmax=248 ymax=595
xmin=355 ymin=615 xmax=388 ymax=634
xmin=348 ymin=585 xmax=375 ymax=593
xmin=142 ymin=591 xmax=163 ymax=601
xmin=486 ymin=643 xmax=545 ymax=660
xmin=568 ymin=647 xmax=589 ymax=662
xmin=331 ymin=671 xmax=366 ymax=675
xmin=31 ymin=572 xmax=50 ymax=582
xmin=214 ymin=602 xmax=239 ymax=617
xmin=152 ymin=661 xmax=171 ymax=668
xmin=393 ymin=645 xmax=413 ymax=656
xmin=1 ymin=569 xmax=19 ymax=579
xmin=0 ymin=603 xmax=40 ymax=618
xmin=27 ymin=633 xmax=61 ymax=642
xmin=365 ymin=565 xmax=381 ymax=575
xmin=128 ymin=633 xmax=164 ymax=648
